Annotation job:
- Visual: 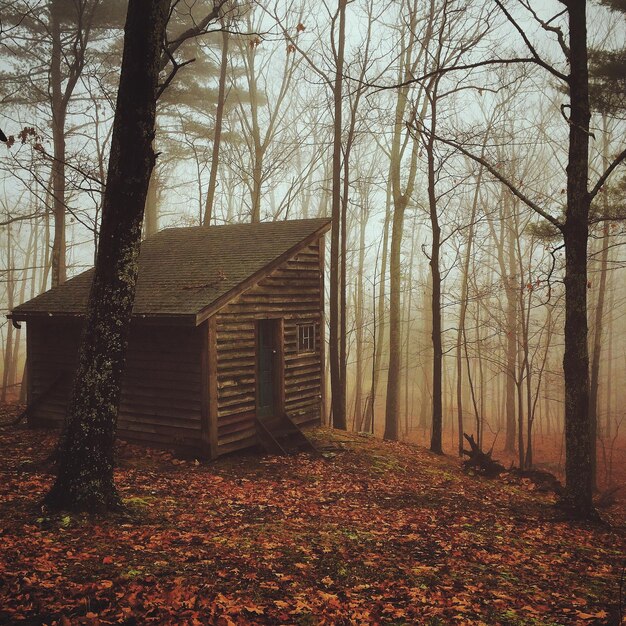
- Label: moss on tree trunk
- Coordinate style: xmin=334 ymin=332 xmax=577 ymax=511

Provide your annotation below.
xmin=45 ymin=0 xmax=170 ymax=513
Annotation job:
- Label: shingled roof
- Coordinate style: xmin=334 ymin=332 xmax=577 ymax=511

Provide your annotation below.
xmin=11 ymin=218 xmax=330 ymax=326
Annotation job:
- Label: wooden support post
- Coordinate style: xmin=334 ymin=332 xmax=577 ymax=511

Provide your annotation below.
xmin=275 ymin=317 xmax=285 ymax=417
xmin=208 ymin=316 xmax=219 ymax=459
xmin=201 ymin=317 xmax=219 ymax=459
xmin=319 ymin=235 xmax=327 ymax=424
xmin=26 ymin=324 xmax=33 ymax=421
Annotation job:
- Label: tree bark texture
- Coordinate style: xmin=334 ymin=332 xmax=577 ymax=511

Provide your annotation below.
xmin=504 ymin=193 xmax=518 ymax=453
xmin=384 ymin=196 xmax=405 ymax=441
xmin=50 ymin=0 xmax=67 ymax=286
xmin=204 ymin=28 xmax=229 ymax=226
xmin=329 ymin=0 xmax=347 ymax=430
xmin=588 ymin=118 xmax=612 ymax=486
xmin=45 ymin=0 xmax=170 ymax=512
xmin=427 ymin=94 xmax=443 ymax=454
xmin=456 ymin=164 xmax=481 ymax=456
xmin=562 ymin=1 xmax=594 ymax=517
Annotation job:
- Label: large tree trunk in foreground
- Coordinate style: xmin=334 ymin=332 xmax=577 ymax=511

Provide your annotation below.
xmin=45 ymin=0 xmax=170 ymax=512
xmin=561 ymin=1 xmax=594 ymax=518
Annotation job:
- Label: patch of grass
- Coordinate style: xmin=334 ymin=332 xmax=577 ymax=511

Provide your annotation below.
xmin=368 ymin=453 xmax=407 ymax=474
xmin=122 ymin=568 xmax=143 ymax=578
xmin=123 ymin=495 xmax=157 ymax=508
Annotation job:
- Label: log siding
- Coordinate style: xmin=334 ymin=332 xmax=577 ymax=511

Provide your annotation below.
xmin=214 ymin=242 xmax=323 ymax=455
xmin=28 ymin=320 xmax=203 ymax=451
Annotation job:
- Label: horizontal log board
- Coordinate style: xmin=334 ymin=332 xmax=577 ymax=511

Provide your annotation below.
xmin=119 ymin=325 xmax=202 ymax=442
xmin=217 ymin=411 xmax=257 ymax=428
xmin=286 ymin=398 xmax=320 ymax=411
xmin=217 ymin=357 xmax=256 ymax=369
xmin=218 ymin=426 xmax=257 ymax=445
xmin=117 ymin=430 xmax=200 ymax=452
xmin=27 ymin=320 xmax=81 ymax=426
xmin=219 ymin=386 xmax=255 ymax=400
xmin=219 ymin=396 xmax=256 ymax=411
xmin=118 ymin=403 xmax=202 ymax=422
xmin=214 ymin=243 xmax=323 ymax=454
xmin=218 ymin=434 xmax=258 ymax=456
xmin=216 ymin=345 xmax=256 ymax=355
xmin=218 ymin=377 xmax=255 ymax=389
xmin=118 ymin=418 xmax=200 ymax=437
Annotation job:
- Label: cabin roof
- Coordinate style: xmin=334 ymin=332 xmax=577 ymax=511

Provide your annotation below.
xmin=11 ymin=218 xmax=330 ymax=326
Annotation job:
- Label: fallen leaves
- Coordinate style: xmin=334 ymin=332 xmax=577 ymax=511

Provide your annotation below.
xmin=576 ymin=609 xmax=610 ymax=620
xmin=0 ymin=421 xmax=623 ymax=625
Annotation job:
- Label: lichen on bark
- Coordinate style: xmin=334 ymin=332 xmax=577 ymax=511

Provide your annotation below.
xmin=45 ymin=0 xmax=171 ymax=513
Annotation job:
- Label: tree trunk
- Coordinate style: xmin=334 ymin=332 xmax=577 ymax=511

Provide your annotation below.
xmin=45 ymin=0 xmax=170 ymax=512
xmin=204 ymin=28 xmax=229 ymax=226
xmin=384 ymin=0 xmax=422 ymax=440
xmin=41 ymin=182 xmax=53 ymax=292
xmin=426 ymin=93 xmax=443 ymax=454
xmin=504 ymin=193 xmax=517 ymax=452
xmin=605 ymin=275 xmax=613 ymax=441
xmin=384 ymin=194 xmax=406 ymax=441
xmin=456 ymin=165 xmax=481 ymax=455
xmin=588 ymin=118 xmax=611 ymax=488
xmin=561 ymin=1 xmax=594 ymax=517
xmin=367 ymin=191 xmax=391 ymax=432
xmin=403 ymin=219 xmax=418 ymax=436
xmin=353 ymin=193 xmax=367 ymax=429
xmin=9 ymin=226 xmax=35 ymax=388
xmin=329 ymin=0 xmax=347 ymax=430
xmin=2 ymin=224 xmax=14 ymax=403
xmin=144 ymin=164 xmax=160 ymax=237
xmin=50 ymin=0 xmax=67 ymax=286
xmin=246 ymin=39 xmax=263 ymax=224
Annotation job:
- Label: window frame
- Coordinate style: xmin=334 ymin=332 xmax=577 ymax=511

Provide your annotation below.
xmin=297 ymin=323 xmax=316 ymax=354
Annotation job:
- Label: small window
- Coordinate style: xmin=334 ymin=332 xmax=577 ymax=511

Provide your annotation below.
xmin=297 ymin=324 xmax=316 ymax=353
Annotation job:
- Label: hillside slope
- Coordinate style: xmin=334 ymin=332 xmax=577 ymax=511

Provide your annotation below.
xmin=0 ymin=419 xmax=624 ymax=625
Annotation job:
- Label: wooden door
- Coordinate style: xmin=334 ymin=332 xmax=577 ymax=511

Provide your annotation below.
xmin=256 ymin=319 xmax=283 ymax=420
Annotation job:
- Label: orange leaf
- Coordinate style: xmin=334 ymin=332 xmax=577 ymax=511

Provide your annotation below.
xmin=576 ymin=610 xmax=608 ymax=620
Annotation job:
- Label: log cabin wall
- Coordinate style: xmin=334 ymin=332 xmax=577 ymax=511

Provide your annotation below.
xmin=213 ymin=240 xmax=323 ymax=456
xmin=27 ymin=319 xmax=202 ymax=452
xmin=27 ymin=318 xmax=82 ymax=425
xmin=118 ymin=324 xmax=202 ymax=451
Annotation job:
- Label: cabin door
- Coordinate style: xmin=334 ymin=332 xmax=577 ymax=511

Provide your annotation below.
xmin=256 ymin=319 xmax=283 ymax=420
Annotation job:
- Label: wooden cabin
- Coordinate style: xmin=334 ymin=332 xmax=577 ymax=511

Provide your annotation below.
xmin=10 ymin=218 xmax=331 ymax=458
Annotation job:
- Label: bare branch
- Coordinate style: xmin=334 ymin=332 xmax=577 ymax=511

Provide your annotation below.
xmin=589 ymin=147 xmax=626 ymax=201
xmin=0 ymin=211 xmax=46 ymax=227
xmin=493 ymin=0 xmax=569 ymax=82
xmin=412 ymin=122 xmax=564 ymax=230
xmin=518 ymin=0 xmax=569 ymax=57
xmin=159 ymin=1 xmax=228 ymax=71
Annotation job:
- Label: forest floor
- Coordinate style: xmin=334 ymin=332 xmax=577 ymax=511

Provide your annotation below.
xmin=0 ymin=407 xmax=624 ymax=626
